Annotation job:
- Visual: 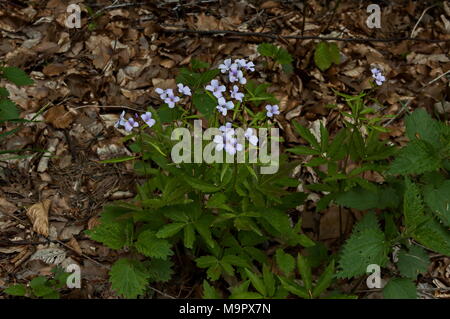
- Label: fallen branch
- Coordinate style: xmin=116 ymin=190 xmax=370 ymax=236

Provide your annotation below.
xmin=159 ymin=27 xmax=450 ymax=43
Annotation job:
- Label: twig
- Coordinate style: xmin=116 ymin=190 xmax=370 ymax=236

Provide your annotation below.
xmin=410 ymin=4 xmax=438 ymax=38
xmin=72 ymin=105 xmax=142 ymax=112
xmin=159 ymin=27 xmax=450 ymax=43
xmin=424 ymin=69 xmax=450 ymax=87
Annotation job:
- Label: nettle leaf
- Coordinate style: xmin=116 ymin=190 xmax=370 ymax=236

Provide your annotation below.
xmin=109 ymin=258 xmax=150 ymax=299
xmin=145 ymin=259 xmax=174 ymax=283
xmin=388 ymin=140 xmax=441 ymax=175
xmin=86 ymin=220 xmax=133 ymax=250
xmin=0 ymin=98 xmax=20 ymax=121
xmin=275 ymin=249 xmax=296 ymax=276
xmin=405 ymin=108 xmax=441 ymax=148
xmin=383 ymin=278 xmax=417 ymax=299
xmin=403 ymin=178 xmax=450 ymax=255
xmin=135 ymin=230 xmax=173 ymax=260
xmin=336 ymin=186 xmax=399 ymax=210
xmin=337 ymin=214 xmax=389 ymax=279
xmin=397 ymin=245 xmax=429 ymax=279
xmin=423 ymin=180 xmax=450 ymax=227
xmin=1 ymin=66 xmax=34 ymax=86
xmin=314 ymin=42 xmax=340 ymax=71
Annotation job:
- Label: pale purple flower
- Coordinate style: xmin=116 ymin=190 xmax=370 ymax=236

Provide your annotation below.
xmin=114 ymin=110 xmax=126 ymax=128
xmin=224 ymin=137 xmax=243 ymax=155
xmin=235 ymin=59 xmax=247 ymax=68
xmin=230 ymin=85 xmax=244 ymax=102
xmin=124 ymin=117 xmax=139 ymax=132
xmin=371 ymin=68 xmax=385 ymax=86
xmin=265 ymin=104 xmax=280 ymax=118
xmin=140 ymin=112 xmax=156 ymax=128
xmin=177 ymin=83 xmax=191 ymax=96
xmin=219 ymin=122 xmax=233 ymax=133
xmin=164 ymin=89 xmax=180 ymax=108
xmin=229 ymin=65 xmax=246 ymax=84
xmin=244 ymin=128 xmax=258 ymax=146
xmin=243 ymin=61 xmax=255 ymax=72
xmin=206 ymin=79 xmax=226 ymax=98
xmin=155 ymin=88 xmax=168 ymax=99
xmin=218 ymin=58 xmax=233 ymax=73
xmin=216 ymin=97 xmax=234 ymax=116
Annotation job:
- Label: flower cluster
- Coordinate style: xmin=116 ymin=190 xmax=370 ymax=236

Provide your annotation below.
xmin=371 ymin=68 xmax=386 ymax=86
xmin=155 ymin=84 xmax=191 ymax=109
xmin=213 ymin=122 xmax=259 ymax=156
xmin=115 ymin=111 xmax=156 ymax=132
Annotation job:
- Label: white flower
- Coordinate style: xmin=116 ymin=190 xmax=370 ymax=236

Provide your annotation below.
xmin=155 ymin=88 xmax=168 ymax=99
xmin=177 ymin=83 xmax=191 ymax=96
xmin=244 ymin=128 xmax=258 ymax=146
xmin=213 ymin=135 xmax=225 ymax=151
xmin=265 ymin=104 xmax=280 ymax=118
xmin=206 ymin=79 xmax=226 ymax=98
xmin=230 ymin=85 xmax=244 ymax=102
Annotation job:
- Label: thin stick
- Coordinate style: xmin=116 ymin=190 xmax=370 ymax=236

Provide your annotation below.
xmin=72 ymin=105 xmax=142 ymax=112
xmin=410 ymin=4 xmax=438 ymax=38
xmin=159 ymin=27 xmax=450 ymax=43
xmin=424 ymin=70 xmax=450 ymax=87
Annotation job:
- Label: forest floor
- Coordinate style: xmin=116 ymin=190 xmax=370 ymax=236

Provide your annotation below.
xmin=0 ymin=0 xmax=449 ymax=299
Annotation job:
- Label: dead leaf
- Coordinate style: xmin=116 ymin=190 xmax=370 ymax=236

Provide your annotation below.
xmin=26 ymin=199 xmax=51 ymax=237
xmin=44 ymin=105 xmax=75 ymax=129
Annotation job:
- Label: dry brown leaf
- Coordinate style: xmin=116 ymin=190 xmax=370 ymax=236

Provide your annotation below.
xmin=26 ymin=199 xmax=51 ymax=237
xmin=44 ymin=105 xmax=75 ymax=129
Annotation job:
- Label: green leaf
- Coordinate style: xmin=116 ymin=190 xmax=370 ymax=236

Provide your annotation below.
xmin=337 ymin=214 xmax=389 ymax=279
xmin=109 ymin=258 xmax=150 ymax=299
xmin=278 ymin=276 xmax=309 ymax=298
xmin=405 ymin=108 xmax=441 ymax=148
xmin=156 ymin=222 xmax=186 ymax=238
xmin=184 ymin=175 xmax=220 ymax=192
xmin=0 ymin=87 xmax=9 ymax=97
xmin=397 ymin=246 xmax=429 ymax=279
xmin=192 ymin=92 xmax=216 ymax=119
xmin=135 ymin=230 xmax=173 ymax=260
xmin=275 ymin=249 xmax=295 ymax=276
xmin=86 ymin=220 xmax=133 ymax=250
xmin=383 ymin=278 xmax=417 ymax=299
xmin=388 ymin=140 xmax=441 ymax=175
xmin=424 ymin=180 xmax=450 ymax=227
xmin=312 ymin=260 xmax=335 ymax=298
xmin=98 ymin=156 xmax=138 ymax=164
xmin=292 ymin=122 xmax=320 ymax=149
xmin=245 ymin=269 xmax=267 ymax=296
xmin=196 ymin=256 xmax=218 ymax=268
xmin=202 ymin=280 xmax=221 ymax=299
xmin=146 ymin=259 xmax=174 ymax=283
xmin=258 ymin=43 xmax=279 ymax=58
xmin=314 ymin=42 xmax=340 ymax=71
xmin=191 ymin=59 xmax=210 ymax=70
xmin=157 ymin=107 xmax=183 ymax=123
xmin=184 ymin=223 xmax=195 ymax=248
xmin=1 ymin=67 xmax=34 ymax=86
xmin=5 ymin=284 xmax=27 ymax=296
xmin=30 ymin=277 xmax=55 ymax=297
xmin=287 ymin=146 xmax=321 ymax=155
xmin=297 ymin=254 xmax=312 ymax=293
xmin=0 ymin=98 xmax=20 ymax=121
xmin=336 ymin=186 xmax=398 ymax=210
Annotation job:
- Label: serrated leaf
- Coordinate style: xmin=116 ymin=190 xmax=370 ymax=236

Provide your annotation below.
xmin=86 ymin=220 xmax=133 ymax=250
xmin=0 ymin=98 xmax=20 ymax=121
xmin=314 ymin=42 xmax=340 ymax=71
xmin=202 ymin=280 xmax=221 ymax=299
xmin=135 ymin=230 xmax=173 ymax=259
xmin=383 ymin=278 xmax=416 ymax=299
xmin=275 ymin=249 xmax=295 ymax=276
xmin=245 ymin=269 xmax=267 ymax=296
xmin=146 ymin=259 xmax=174 ymax=283
xmin=397 ymin=246 xmax=429 ymax=279
xmin=278 ymin=276 xmax=309 ymax=298
xmin=184 ymin=175 xmax=220 ymax=192
xmin=424 ymin=180 xmax=450 ymax=227
xmin=109 ymin=258 xmax=150 ymax=299
xmin=405 ymin=108 xmax=441 ymax=148
xmin=257 ymin=43 xmax=279 ymax=58
xmin=388 ymin=140 xmax=441 ymax=175
xmin=1 ymin=67 xmax=34 ymax=86
xmin=337 ymin=219 xmax=389 ymax=279
xmin=297 ymin=254 xmax=312 ymax=292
